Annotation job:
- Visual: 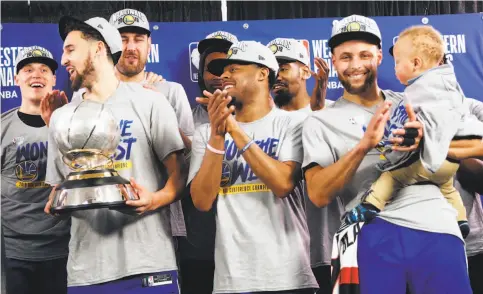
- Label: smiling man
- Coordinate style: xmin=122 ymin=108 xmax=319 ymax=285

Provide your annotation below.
xmin=1 ymin=46 xmax=71 ymax=294
xmin=44 ymin=16 xmax=187 ymax=294
xmin=189 ymin=41 xmax=318 ymax=294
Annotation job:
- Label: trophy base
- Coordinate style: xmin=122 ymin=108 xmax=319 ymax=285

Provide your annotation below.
xmin=51 ymin=200 xmax=130 ymax=214
xmin=50 ymin=169 xmax=139 ymax=214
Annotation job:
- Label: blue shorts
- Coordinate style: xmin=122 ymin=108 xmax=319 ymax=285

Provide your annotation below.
xmin=68 ymin=270 xmax=179 ymax=294
xmin=358 ymin=217 xmax=471 ymax=294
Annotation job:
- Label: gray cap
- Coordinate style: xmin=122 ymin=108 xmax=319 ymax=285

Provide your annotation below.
xmin=15 ymin=46 xmax=58 ymax=74
xmin=109 ymin=8 xmax=151 ymax=36
xmin=59 ymin=16 xmax=123 ymax=64
xmin=208 ymin=41 xmax=279 ymax=77
xmin=328 ymin=15 xmax=382 ymax=50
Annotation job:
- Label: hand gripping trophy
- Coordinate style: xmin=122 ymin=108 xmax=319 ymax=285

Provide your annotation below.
xmin=49 ymin=100 xmax=139 ymax=213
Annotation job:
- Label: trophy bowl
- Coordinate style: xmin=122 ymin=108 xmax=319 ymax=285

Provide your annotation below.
xmin=50 ymin=100 xmax=139 ymax=214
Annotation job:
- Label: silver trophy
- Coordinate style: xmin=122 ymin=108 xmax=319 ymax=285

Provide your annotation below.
xmin=50 ymin=100 xmax=139 ymax=213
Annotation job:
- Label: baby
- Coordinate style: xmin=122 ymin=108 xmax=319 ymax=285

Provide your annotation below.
xmin=345 ymin=25 xmax=483 ymax=238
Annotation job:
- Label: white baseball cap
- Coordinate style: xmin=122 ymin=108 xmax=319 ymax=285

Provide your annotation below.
xmin=59 ymin=16 xmax=123 ymax=64
xmin=328 ymin=15 xmax=382 ymax=50
xmin=198 ymin=31 xmax=238 ymax=54
xmin=208 ymin=41 xmax=279 ymax=77
xmin=109 ymin=8 xmax=151 ymax=36
xmin=15 ymin=46 xmax=58 ymax=74
xmin=267 ymin=38 xmax=310 ymax=66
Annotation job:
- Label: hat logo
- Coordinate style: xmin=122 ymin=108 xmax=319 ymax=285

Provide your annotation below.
xmin=269 ymin=44 xmax=278 ymax=54
xmin=31 ymin=49 xmax=43 ymax=57
xmin=123 ymin=14 xmax=136 ymax=25
xmin=227 ymin=48 xmax=233 ymax=58
xmin=344 ymin=21 xmax=366 ymax=33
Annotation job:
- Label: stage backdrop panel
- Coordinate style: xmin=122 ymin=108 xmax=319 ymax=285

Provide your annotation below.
xmin=2 ymin=13 xmax=482 ymax=113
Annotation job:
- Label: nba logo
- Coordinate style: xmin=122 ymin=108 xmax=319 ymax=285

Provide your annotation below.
xmin=188 ymin=42 xmax=200 ymax=82
xmin=298 ymin=39 xmax=311 ymax=71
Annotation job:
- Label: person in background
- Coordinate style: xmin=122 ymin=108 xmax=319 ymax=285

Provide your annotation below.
xmin=2 ymin=46 xmax=70 ymax=294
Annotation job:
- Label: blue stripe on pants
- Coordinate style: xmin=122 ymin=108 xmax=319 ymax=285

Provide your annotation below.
xmin=68 ymin=270 xmax=179 ymax=294
xmin=357 ymin=217 xmax=471 ymax=294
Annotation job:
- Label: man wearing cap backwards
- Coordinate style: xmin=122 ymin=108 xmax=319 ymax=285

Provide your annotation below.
xmin=43 ymin=16 xmax=187 ymax=293
xmin=1 ymin=46 xmax=70 ymax=294
xmin=176 ymin=30 xmax=238 ymax=294
xmin=303 ymin=15 xmax=477 ymax=293
xmin=267 ymin=37 xmax=342 ymax=294
xmin=186 ymin=40 xmax=318 ymax=293
xmin=192 ymin=31 xmax=239 ymax=128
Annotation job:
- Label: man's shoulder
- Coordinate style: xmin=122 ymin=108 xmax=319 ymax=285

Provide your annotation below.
xmin=1 ymin=107 xmax=19 ymax=122
xmin=120 ymin=82 xmax=170 ymax=105
xmin=153 ymin=80 xmax=184 ymax=95
xmin=382 ymin=89 xmax=404 ymax=103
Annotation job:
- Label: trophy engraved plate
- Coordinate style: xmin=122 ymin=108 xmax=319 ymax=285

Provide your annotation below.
xmin=50 ymin=100 xmax=139 ymax=213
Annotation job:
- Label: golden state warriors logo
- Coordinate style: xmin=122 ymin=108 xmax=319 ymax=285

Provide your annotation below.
xmin=220 ymin=161 xmax=232 ymax=187
xmin=346 ymin=22 xmax=361 ymax=32
xmin=31 ymin=49 xmax=43 ymax=57
xmin=123 ymin=14 xmax=135 ymax=25
xmin=15 ymin=161 xmax=38 ymax=182
xmin=269 ymin=44 xmax=278 ymax=54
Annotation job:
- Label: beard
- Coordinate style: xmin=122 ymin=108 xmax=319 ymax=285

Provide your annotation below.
xmin=71 ymin=54 xmax=95 ymax=92
xmin=116 ymin=52 xmax=146 ymax=77
xmin=273 ymin=88 xmax=294 ymax=108
xmin=339 ymin=69 xmax=376 ymax=95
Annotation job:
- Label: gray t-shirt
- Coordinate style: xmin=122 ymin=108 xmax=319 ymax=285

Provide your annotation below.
xmin=455 ymin=179 xmax=483 ymax=257
xmin=192 ymin=104 xmax=209 ymax=130
xmin=153 ymin=80 xmax=194 ymax=138
xmin=46 ymin=82 xmax=185 ymax=286
xmin=188 ymin=108 xmax=318 ymax=293
xmin=302 ymin=90 xmax=462 ymax=240
xmin=73 ymin=83 xmax=188 ymax=237
xmin=292 ymin=100 xmax=345 ymax=268
xmin=1 ymin=108 xmax=70 ymax=261
xmin=152 ymin=81 xmax=193 ymax=237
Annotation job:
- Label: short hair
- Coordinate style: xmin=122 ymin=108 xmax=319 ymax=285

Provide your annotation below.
xmin=64 ymin=21 xmax=114 ymax=64
xmin=255 ymin=64 xmax=276 ymax=91
xmin=398 ymin=25 xmax=445 ymax=65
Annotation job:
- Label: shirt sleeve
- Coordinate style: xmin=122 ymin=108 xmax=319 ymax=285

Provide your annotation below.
xmin=150 ymin=98 xmax=185 ymax=163
xmin=302 ymin=115 xmax=337 ymax=170
xmin=465 ymin=97 xmax=483 ymax=121
xmin=171 ymin=83 xmax=195 ymax=138
xmin=187 ymin=125 xmax=209 ymax=184
xmin=277 ymin=113 xmax=305 ymax=164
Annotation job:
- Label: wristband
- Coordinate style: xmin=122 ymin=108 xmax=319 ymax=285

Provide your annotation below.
xmin=206 ymin=143 xmax=225 ymax=155
xmin=404 ymin=128 xmax=419 ymax=139
xmin=401 ymin=137 xmax=416 ymax=146
xmin=240 ymin=140 xmax=255 ymax=154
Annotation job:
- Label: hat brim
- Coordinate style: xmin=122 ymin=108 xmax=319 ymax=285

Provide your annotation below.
xmin=118 ymin=26 xmax=151 ymax=37
xmin=328 ymin=32 xmax=381 ymax=50
xmin=198 ymin=39 xmax=233 ymax=54
xmin=16 ymin=57 xmax=58 ymax=74
xmin=208 ymin=59 xmax=264 ymax=77
xmin=276 ymin=57 xmax=308 ymax=66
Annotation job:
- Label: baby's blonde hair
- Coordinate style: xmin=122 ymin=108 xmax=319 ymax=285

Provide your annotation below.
xmin=398 ymin=25 xmax=445 ymax=65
